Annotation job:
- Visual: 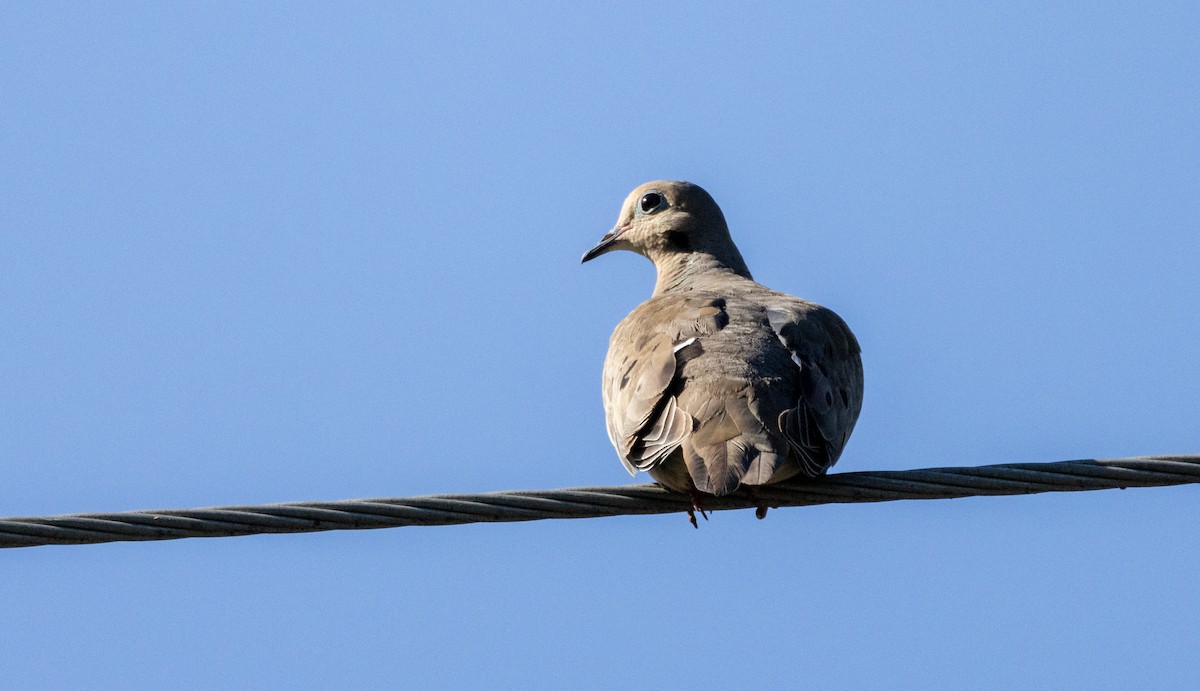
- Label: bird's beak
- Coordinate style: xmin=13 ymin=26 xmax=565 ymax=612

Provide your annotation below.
xmin=581 ymin=224 xmax=631 ymax=264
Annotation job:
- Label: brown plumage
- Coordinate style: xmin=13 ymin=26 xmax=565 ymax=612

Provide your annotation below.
xmin=582 ymin=181 xmax=863 ymax=496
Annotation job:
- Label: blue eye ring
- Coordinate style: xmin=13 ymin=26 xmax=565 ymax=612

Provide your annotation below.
xmin=638 ymin=191 xmax=667 ymax=214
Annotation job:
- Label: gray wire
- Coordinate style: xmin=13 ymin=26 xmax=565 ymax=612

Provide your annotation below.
xmin=2 ymin=455 xmax=1196 ymax=549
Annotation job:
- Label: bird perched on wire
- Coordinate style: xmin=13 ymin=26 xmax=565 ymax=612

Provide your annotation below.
xmin=582 ymin=180 xmax=863 ymax=524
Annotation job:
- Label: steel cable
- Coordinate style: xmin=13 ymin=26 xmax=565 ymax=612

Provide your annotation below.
xmin=2 ymin=454 xmax=1195 ymax=549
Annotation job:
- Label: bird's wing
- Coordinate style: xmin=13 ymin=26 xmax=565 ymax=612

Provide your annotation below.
xmin=765 ymin=297 xmax=864 ymax=476
xmin=602 ymin=294 xmax=729 ymax=475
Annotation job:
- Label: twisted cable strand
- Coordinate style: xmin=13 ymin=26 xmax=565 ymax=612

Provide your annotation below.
xmin=2 ymin=455 xmax=1195 ymax=549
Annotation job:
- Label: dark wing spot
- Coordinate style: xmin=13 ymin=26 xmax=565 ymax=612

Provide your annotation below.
xmin=619 ymin=360 xmax=636 ymax=389
xmin=840 ymin=389 xmax=849 ymax=406
xmin=712 ymin=299 xmax=730 ymax=329
xmin=674 ymin=339 xmax=704 ymax=364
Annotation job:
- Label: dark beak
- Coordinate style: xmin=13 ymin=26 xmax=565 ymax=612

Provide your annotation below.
xmin=581 ymin=224 xmax=631 ymax=264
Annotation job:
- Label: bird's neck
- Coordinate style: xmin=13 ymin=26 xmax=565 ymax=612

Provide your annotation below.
xmin=652 ymin=251 xmax=753 ymax=295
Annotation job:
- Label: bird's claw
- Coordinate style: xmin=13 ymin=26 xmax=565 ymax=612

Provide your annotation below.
xmin=746 ymin=486 xmax=770 ymax=519
xmin=687 ymin=492 xmax=710 ymax=529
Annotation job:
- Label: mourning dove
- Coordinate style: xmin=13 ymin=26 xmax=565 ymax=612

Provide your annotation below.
xmin=582 ymin=180 xmax=863 ymax=510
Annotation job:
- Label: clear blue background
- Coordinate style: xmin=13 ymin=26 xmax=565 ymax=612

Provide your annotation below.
xmin=3 ymin=2 xmax=1198 ymax=688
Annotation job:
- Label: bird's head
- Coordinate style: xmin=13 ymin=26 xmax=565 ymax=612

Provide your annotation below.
xmin=581 ymin=180 xmax=739 ymax=266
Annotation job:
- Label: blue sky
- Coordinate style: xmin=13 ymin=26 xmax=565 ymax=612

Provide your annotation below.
xmin=2 ymin=2 xmax=1198 ymax=688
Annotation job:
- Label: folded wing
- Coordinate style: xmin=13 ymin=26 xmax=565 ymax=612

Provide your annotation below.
xmin=766 ymin=299 xmax=864 ymax=476
xmin=602 ymin=295 xmax=729 ymax=475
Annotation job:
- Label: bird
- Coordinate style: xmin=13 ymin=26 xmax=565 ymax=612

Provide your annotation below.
xmin=582 ymin=180 xmax=863 ymax=521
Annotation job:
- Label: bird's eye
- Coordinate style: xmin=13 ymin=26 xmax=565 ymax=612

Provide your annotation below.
xmin=639 ymin=192 xmax=666 ymax=214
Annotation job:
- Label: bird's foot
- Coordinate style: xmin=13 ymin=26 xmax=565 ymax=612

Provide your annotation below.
xmin=687 ymin=491 xmax=710 ymax=529
xmin=745 ymin=486 xmax=770 ymax=520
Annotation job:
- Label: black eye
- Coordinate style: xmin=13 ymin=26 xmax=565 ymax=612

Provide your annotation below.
xmin=639 ymin=192 xmax=666 ymax=214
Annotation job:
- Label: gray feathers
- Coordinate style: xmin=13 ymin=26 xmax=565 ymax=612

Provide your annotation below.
xmin=586 ymin=180 xmax=863 ymax=496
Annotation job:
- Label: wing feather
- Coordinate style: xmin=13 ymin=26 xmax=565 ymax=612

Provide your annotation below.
xmin=767 ymin=299 xmax=864 ymax=476
xmin=601 ymin=294 xmax=728 ymax=476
